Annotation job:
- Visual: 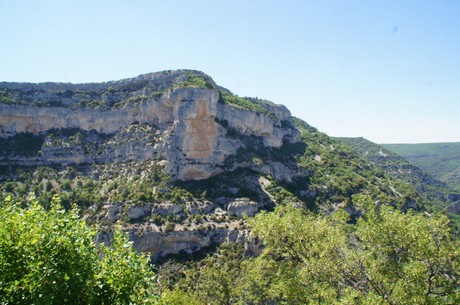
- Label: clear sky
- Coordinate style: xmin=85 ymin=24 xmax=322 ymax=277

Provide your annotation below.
xmin=1 ymin=0 xmax=459 ymax=144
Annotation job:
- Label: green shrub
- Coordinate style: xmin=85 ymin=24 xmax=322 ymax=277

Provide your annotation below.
xmin=174 ymin=72 xmax=213 ymax=89
xmin=164 ymin=222 xmax=175 ymax=232
xmin=219 ymin=90 xmax=277 ymax=119
xmin=0 ymin=194 xmax=158 ymax=305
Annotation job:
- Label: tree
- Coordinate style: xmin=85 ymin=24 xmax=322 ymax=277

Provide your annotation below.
xmin=186 ymin=244 xmax=244 ymax=305
xmin=249 ymin=196 xmax=460 ymax=304
xmin=157 ymin=288 xmax=200 ymax=305
xmin=0 ymin=194 xmax=157 ymax=305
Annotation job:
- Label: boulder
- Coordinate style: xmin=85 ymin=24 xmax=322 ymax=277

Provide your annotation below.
xmin=126 ymin=205 xmax=152 ymax=221
xmin=152 ymin=203 xmax=184 ymax=217
xmin=227 ymin=198 xmax=259 ymax=217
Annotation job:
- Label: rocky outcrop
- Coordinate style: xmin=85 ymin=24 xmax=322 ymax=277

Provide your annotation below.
xmin=93 ymin=199 xmax=262 ymax=260
xmin=166 ymin=88 xmax=234 ymax=180
xmin=0 ymin=101 xmax=164 ymax=135
xmin=0 ymin=70 xmax=301 ymax=182
xmin=97 ymin=228 xmax=252 ymax=261
xmin=226 ymin=198 xmax=260 ymax=217
xmin=152 ymin=202 xmax=185 ymax=218
xmin=219 ymin=103 xmax=299 ymax=147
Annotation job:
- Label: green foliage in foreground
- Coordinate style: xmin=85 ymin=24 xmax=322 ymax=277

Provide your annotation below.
xmin=167 ymin=196 xmax=460 ymax=304
xmin=0 ymin=195 xmax=157 ymax=305
xmin=2 ymin=193 xmax=459 ymax=304
xmin=247 ymin=196 xmax=460 ymax=305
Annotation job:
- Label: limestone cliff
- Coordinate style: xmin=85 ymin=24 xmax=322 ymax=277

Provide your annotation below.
xmin=0 ymin=70 xmax=300 ymax=182
xmin=0 ymin=70 xmax=308 ymax=259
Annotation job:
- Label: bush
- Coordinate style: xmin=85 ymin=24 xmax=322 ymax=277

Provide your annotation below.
xmin=0 ymin=194 xmax=158 ymax=305
xmin=219 ymin=90 xmax=277 ymax=119
xmin=164 ymin=222 xmax=175 ymax=232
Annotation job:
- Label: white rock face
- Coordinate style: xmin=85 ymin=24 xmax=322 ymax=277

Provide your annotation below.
xmin=0 ymin=98 xmax=172 ymax=135
xmin=227 ymin=198 xmax=260 ymax=217
xmin=126 ymin=205 xmax=151 ymax=220
xmin=0 ymin=80 xmax=301 ymax=181
xmin=165 ymin=88 xmax=230 ymax=180
xmin=152 ymin=202 xmax=184 ymax=217
xmin=163 ymin=88 xmax=300 ymax=180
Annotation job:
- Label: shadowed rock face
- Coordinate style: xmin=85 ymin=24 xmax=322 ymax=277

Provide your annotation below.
xmin=97 ymin=228 xmax=253 ymax=261
xmin=0 ymin=71 xmax=301 ymax=181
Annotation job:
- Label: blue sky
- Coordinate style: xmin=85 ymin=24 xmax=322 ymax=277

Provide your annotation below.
xmin=1 ymin=0 xmax=459 ymax=143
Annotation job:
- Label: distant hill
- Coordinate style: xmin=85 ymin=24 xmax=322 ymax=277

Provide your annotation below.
xmin=382 ymin=142 xmax=460 ymax=192
xmin=335 ymin=137 xmax=451 ymax=209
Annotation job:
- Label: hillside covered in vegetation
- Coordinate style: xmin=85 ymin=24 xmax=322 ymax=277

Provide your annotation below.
xmin=383 ymin=142 xmax=460 ymax=192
